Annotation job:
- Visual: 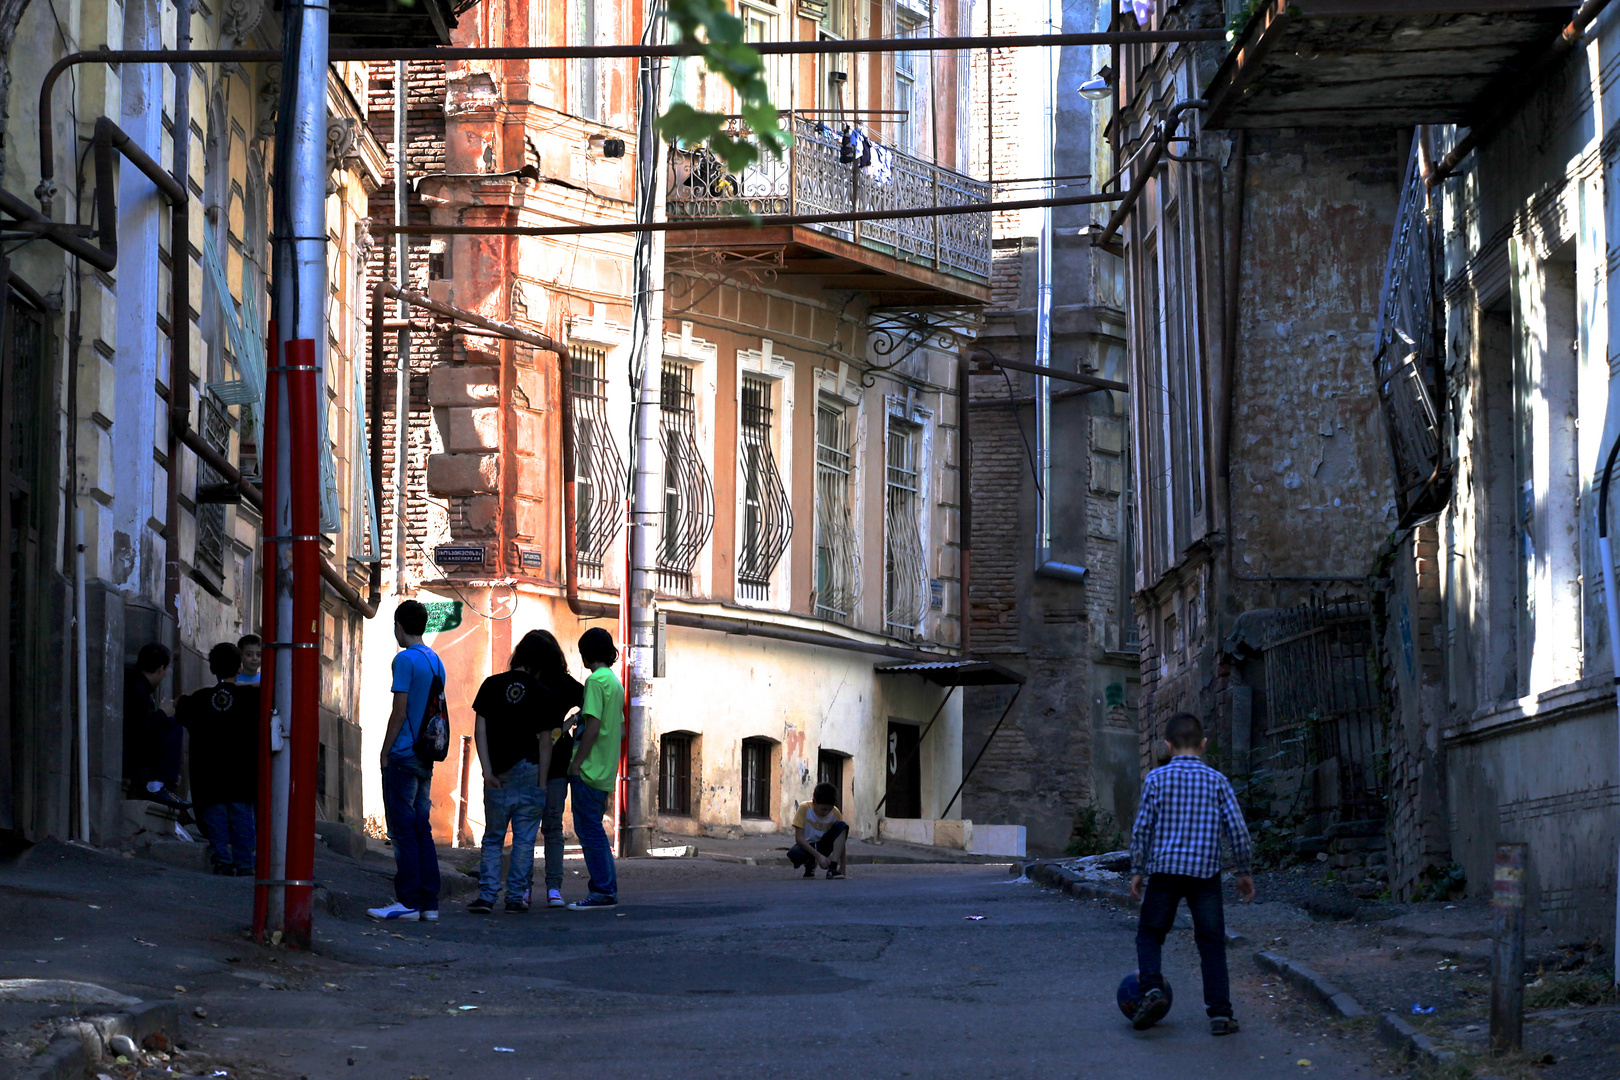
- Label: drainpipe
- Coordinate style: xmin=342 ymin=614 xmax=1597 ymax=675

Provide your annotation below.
xmin=1092 ymin=98 xmax=1207 ymax=251
xmin=957 ymin=353 xmax=971 ymax=656
xmin=264 ymin=0 xmax=329 ymax=950
xmin=1033 ymin=0 xmax=1088 ymax=588
xmin=1594 ymin=435 xmax=1620 ymax=984
xmin=1219 ymin=130 xmax=1247 ymax=592
xmin=392 ymin=60 xmax=410 ymax=596
xmin=73 ymin=506 xmax=89 ymax=843
xmin=163 ymin=0 xmax=193 ymax=676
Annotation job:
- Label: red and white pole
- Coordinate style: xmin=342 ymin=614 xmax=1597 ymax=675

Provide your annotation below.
xmin=284 ymin=338 xmax=322 ymax=948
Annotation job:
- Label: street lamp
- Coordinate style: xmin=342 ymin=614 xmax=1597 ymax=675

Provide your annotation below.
xmin=1080 ymin=66 xmax=1113 ymax=101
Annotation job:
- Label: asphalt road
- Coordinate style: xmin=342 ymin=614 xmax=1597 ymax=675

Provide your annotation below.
xmin=1 ymin=844 xmax=1385 ymax=1079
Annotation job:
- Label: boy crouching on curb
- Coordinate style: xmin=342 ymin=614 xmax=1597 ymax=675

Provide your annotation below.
xmin=788 ymin=783 xmax=849 ymax=879
xmin=1127 ymin=712 xmax=1255 ymax=1036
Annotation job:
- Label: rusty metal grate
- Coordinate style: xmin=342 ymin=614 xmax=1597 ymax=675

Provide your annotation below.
xmin=1259 ymin=596 xmax=1386 ymax=823
xmin=814 ymin=404 xmax=859 ymax=623
xmin=884 ymin=416 xmax=928 ymax=640
xmin=657 ymin=362 xmax=714 ymax=596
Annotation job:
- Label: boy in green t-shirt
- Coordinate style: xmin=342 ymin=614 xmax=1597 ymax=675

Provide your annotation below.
xmin=566 ymin=627 xmax=624 ymax=910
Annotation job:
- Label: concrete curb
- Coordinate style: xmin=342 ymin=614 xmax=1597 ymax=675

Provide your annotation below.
xmin=1024 ymin=861 xmax=1248 ymax=947
xmin=1376 ymin=1010 xmax=1456 ymax=1070
xmin=19 ymin=999 xmax=180 ymax=1080
xmin=1253 ymin=950 xmax=1367 ymax=1018
xmin=1250 ymin=950 xmax=1454 ymax=1068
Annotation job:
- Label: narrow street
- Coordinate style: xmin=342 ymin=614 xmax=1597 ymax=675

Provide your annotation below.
xmin=0 ymin=843 xmax=1381 ymax=1079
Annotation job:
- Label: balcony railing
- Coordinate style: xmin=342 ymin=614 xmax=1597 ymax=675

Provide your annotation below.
xmin=667 ymin=117 xmax=991 ymax=286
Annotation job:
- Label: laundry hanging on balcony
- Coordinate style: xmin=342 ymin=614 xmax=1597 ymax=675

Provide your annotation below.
xmin=866 ymin=143 xmax=895 ymax=185
xmin=840 ymin=127 xmax=872 ymax=167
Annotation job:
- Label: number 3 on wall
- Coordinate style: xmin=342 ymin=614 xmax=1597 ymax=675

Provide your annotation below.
xmin=888 ymin=732 xmax=898 ymax=775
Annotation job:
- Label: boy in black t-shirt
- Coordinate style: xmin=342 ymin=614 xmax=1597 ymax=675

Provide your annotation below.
xmin=178 ymin=643 xmax=261 ymax=875
xmin=469 ymin=632 xmax=568 ymax=913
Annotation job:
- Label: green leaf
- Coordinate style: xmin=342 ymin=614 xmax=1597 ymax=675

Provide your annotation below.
xmin=661 ymin=0 xmax=791 ymax=185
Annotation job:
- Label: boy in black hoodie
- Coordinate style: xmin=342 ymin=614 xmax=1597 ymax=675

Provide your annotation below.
xmin=178 ymin=643 xmax=261 ymax=875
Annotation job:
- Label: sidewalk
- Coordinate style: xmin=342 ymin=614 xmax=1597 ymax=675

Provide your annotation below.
xmin=1025 ymin=855 xmax=1620 ymax=1080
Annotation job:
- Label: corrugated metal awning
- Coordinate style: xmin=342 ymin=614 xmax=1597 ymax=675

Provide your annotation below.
xmin=873 ymin=659 xmax=1025 ymax=687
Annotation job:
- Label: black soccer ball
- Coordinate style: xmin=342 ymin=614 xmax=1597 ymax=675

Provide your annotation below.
xmin=1117 ymin=971 xmax=1173 ymax=1018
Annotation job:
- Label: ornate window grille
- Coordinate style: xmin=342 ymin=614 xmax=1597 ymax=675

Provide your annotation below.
xmin=738 ymin=376 xmax=793 ymax=600
xmin=571 ymin=344 xmax=623 ymax=584
xmin=814 ymin=404 xmax=859 ymax=623
xmin=194 ymin=393 xmax=234 ymax=582
xmin=657 ymin=362 xmax=714 ymax=595
xmin=884 ymin=417 xmax=928 ymax=639
xmin=1373 ymin=138 xmax=1448 ymax=524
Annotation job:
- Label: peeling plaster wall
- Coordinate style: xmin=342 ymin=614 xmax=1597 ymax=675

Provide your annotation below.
xmin=1228 ymin=128 xmax=1401 ymax=582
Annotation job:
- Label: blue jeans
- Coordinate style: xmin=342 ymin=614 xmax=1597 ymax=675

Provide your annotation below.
xmin=382 ymin=756 xmax=440 ymax=912
xmin=199 ymin=802 xmax=255 ymax=870
xmin=478 ymin=761 xmax=545 ymax=902
xmin=569 ymin=777 xmax=616 ymax=899
xmin=541 ymin=775 xmax=569 ymax=891
xmin=1136 ymin=872 xmax=1231 ymax=1018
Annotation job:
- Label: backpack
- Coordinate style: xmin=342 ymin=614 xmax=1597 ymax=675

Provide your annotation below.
xmin=410 ymin=648 xmax=451 ymax=763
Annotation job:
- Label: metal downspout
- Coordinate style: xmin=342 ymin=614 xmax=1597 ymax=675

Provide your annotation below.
xmin=392 ymin=60 xmax=410 ymax=596
xmin=163 ymin=0 xmax=193 ymax=676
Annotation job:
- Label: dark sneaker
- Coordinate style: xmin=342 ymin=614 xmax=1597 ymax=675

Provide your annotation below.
xmin=567 ymin=895 xmax=617 ymax=910
xmin=802 ymin=864 xmax=816 ymax=878
xmin=234 ymin=867 xmax=255 ymax=877
xmin=1210 ymin=1016 xmax=1240 ymax=1036
xmin=148 ymin=787 xmax=192 ymax=811
xmin=505 ymin=898 xmax=530 ymax=913
xmin=826 ymin=864 xmax=845 ymax=879
xmin=212 ymin=863 xmax=234 ymax=876
xmin=1132 ymin=987 xmax=1170 ymax=1031
xmin=467 ymin=897 xmax=495 ymax=915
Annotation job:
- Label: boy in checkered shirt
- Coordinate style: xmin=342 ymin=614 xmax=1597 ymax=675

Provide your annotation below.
xmin=1127 ymin=712 xmax=1256 ymax=1035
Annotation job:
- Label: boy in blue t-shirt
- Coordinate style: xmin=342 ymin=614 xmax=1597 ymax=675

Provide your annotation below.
xmin=368 ymin=600 xmax=447 ymax=922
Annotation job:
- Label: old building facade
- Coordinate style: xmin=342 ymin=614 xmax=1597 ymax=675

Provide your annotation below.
xmin=1116 ymin=0 xmax=1402 ymax=874
xmin=1118 ymin=0 xmax=1620 ymax=933
xmin=0 ymin=0 xmax=448 ymax=843
xmin=957 ymin=0 xmax=1140 ymax=856
xmin=359 ymin=0 xmax=990 ymax=848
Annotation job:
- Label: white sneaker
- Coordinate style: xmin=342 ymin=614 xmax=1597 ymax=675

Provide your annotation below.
xmin=420 ymin=909 xmax=439 ymax=922
xmin=367 ymin=902 xmax=419 ymax=921
xmin=547 ymin=889 xmax=565 ymax=908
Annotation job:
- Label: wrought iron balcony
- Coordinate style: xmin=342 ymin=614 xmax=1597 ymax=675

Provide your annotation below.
xmin=667 ymin=117 xmax=991 ymax=306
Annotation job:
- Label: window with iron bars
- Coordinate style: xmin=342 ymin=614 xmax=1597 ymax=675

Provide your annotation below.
xmin=814 ymin=404 xmax=859 ymax=623
xmin=658 ymin=362 xmax=714 ymax=595
xmin=194 ymin=393 xmax=235 ymax=583
xmin=659 ymin=732 xmax=693 ymax=816
xmin=741 ymin=737 xmax=773 ymax=819
xmin=884 ymin=417 xmax=928 ymax=640
xmin=738 ymin=376 xmax=793 ymax=601
xmin=571 ymin=344 xmax=623 ymax=584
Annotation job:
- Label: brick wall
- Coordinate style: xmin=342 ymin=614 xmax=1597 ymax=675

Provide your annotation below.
xmin=366 ymin=61 xmax=453 ymax=581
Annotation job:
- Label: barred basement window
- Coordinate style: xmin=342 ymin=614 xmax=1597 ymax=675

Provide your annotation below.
xmin=658 ymin=362 xmax=714 ymax=595
xmin=814 ymin=404 xmax=859 ymax=623
xmin=572 ymin=344 xmax=623 ymax=584
xmin=738 ymin=377 xmax=792 ymax=601
xmin=884 ymin=417 xmax=928 ymax=640
xmin=741 ymin=737 xmax=773 ymax=819
xmin=659 ymin=732 xmax=693 ymax=815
